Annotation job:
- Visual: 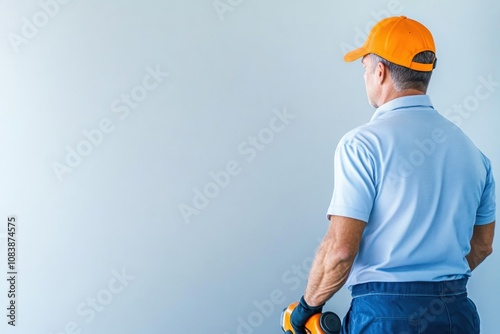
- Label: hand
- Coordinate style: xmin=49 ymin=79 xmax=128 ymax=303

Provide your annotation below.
xmin=290 ymin=296 xmax=324 ymax=334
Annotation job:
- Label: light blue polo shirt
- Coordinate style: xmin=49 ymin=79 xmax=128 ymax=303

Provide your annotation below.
xmin=327 ymin=95 xmax=496 ymax=288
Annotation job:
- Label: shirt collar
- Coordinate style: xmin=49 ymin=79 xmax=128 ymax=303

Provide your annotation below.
xmin=371 ymin=95 xmax=434 ymax=122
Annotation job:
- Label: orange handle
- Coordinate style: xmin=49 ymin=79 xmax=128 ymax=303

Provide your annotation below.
xmin=281 ymin=302 xmax=325 ymax=334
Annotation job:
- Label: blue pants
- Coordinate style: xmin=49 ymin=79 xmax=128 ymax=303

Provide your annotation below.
xmin=340 ymin=278 xmax=480 ymax=333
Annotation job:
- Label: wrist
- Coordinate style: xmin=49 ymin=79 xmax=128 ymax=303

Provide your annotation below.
xmin=301 ymin=295 xmax=325 ymax=310
xmin=300 ymin=295 xmax=324 ymax=311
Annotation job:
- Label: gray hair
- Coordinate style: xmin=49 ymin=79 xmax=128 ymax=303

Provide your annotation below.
xmin=369 ymin=51 xmax=435 ymax=92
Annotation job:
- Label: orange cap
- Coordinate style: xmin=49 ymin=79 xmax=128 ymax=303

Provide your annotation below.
xmin=344 ymin=16 xmax=436 ymax=72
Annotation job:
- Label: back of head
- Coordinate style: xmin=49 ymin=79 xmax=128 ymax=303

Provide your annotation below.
xmin=344 ymin=16 xmax=437 ymax=92
xmin=369 ymin=51 xmax=435 ymax=92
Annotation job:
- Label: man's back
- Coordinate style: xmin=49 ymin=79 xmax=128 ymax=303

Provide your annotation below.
xmin=328 ymin=95 xmax=496 ymax=287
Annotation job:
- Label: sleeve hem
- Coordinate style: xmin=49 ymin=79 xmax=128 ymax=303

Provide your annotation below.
xmin=326 ymin=205 xmax=370 ymax=223
xmin=474 ymin=215 xmax=496 ymax=226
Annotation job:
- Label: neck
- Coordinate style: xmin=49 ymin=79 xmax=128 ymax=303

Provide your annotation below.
xmin=376 ymin=88 xmax=425 ymax=107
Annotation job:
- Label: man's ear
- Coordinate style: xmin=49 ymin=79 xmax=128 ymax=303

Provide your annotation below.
xmin=376 ymin=61 xmax=387 ymax=85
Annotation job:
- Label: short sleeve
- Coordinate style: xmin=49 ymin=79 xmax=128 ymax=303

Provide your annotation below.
xmin=326 ymin=141 xmax=376 ymax=222
xmin=475 ymin=160 xmax=496 ymax=225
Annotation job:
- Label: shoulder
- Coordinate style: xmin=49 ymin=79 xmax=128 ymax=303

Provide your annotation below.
xmin=339 ymin=123 xmax=371 ymax=145
xmin=334 ymin=124 xmax=379 ymax=170
xmin=337 ymin=122 xmax=381 ymax=154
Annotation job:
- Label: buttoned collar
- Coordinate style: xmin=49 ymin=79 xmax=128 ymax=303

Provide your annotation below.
xmin=371 ymin=95 xmax=434 ymax=122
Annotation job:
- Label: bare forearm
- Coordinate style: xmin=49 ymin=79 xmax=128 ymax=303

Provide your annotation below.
xmin=303 ymin=242 xmax=354 ymax=307
xmin=466 ymin=222 xmax=495 ymax=271
xmin=466 ymin=246 xmax=493 ymax=271
xmin=302 ymin=216 xmax=365 ymax=307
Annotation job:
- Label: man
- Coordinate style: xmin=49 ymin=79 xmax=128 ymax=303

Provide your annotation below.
xmin=290 ymin=16 xmax=496 ymax=333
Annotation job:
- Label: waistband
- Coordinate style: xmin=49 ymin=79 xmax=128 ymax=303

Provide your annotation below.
xmin=351 ymin=278 xmax=468 ymax=298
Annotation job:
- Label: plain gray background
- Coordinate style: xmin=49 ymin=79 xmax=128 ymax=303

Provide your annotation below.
xmin=0 ymin=0 xmax=498 ymax=333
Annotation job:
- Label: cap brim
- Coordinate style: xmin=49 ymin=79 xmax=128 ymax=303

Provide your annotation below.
xmin=344 ymin=47 xmax=368 ymax=62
